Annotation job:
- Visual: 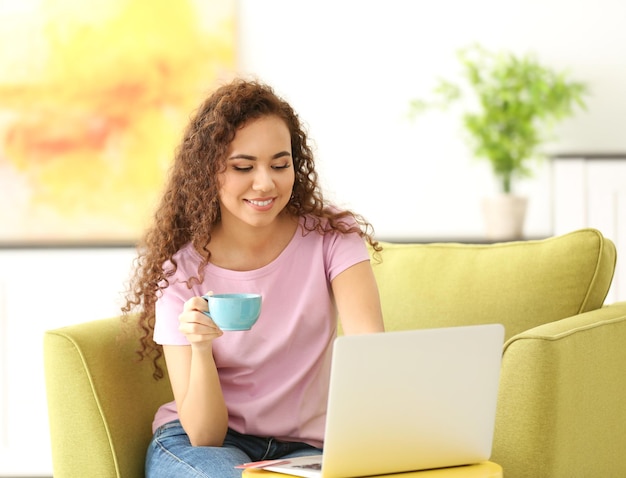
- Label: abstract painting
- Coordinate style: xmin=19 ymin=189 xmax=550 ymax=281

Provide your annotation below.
xmin=0 ymin=0 xmax=236 ymax=244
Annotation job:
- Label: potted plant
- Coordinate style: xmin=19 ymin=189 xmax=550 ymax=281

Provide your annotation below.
xmin=409 ymin=44 xmax=589 ymax=240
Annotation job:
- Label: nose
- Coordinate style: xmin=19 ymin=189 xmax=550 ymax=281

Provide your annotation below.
xmin=252 ymin=167 xmax=275 ymax=192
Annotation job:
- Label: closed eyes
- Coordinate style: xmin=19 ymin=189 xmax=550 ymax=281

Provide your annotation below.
xmin=232 ymin=164 xmax=291 ymax=172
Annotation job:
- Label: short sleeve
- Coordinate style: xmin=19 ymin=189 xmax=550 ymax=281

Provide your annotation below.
xmin=323 ymin=227 xmax=370 ymax=282
xmin=153 ymin=279 xmax=192 ymax=345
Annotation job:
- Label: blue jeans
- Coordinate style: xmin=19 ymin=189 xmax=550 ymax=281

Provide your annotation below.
xmin=146 ymin=420 xmax=323 ymax=478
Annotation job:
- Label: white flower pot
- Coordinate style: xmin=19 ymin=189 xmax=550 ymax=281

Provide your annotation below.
xmin=481 ymin=194 xmax=528 ymax=241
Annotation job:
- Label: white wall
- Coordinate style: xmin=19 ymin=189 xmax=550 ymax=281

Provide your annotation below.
xmin=238 ymin=0 xmax=626 ymax=240
xmin=0 ymin=248 xmax=137 ymax=475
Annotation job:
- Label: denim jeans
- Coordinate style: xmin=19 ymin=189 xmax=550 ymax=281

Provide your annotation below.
xmin=146 ymin=420 xmax=323 ymax=478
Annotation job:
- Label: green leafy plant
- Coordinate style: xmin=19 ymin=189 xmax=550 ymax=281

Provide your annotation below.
xmin=409 ymin=45 xmax=589 ymax=194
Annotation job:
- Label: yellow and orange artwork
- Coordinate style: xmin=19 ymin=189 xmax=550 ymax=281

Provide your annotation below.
xmin=0 ymin=0 xmax=236 ymax=243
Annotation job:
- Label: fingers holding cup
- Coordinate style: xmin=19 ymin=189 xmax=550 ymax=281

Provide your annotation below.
xmin=179 ymin=296 xmax=223 ymax=343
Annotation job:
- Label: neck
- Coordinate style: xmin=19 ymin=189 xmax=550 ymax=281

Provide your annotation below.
xmin=209 ymin=213 xmax=299 ymax=270
xmin=220 ymin=211 xmax=296 ymax=243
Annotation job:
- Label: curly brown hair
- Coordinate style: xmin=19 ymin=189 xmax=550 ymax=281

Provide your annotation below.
xmin=122 ymin=78 xmax=380 ymax=379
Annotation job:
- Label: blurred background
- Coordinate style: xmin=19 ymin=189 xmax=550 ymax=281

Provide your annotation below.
xmin=0 ymin=0 xmax=625 ymax=475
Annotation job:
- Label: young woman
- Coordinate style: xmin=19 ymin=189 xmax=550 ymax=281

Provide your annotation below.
xmin=123 ymin=79 xmax=384 ymax=477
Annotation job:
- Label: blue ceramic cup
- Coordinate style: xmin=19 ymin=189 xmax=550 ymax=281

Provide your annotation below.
xmin=201 ymin=293 xmax=262 ymax=331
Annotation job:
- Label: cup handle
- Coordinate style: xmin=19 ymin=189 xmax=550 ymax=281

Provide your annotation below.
xmin=201 ymin=293 xmax=213 ymax=316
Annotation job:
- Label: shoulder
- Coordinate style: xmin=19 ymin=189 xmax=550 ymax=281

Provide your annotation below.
xmin=158 ymin=242 xmax=204 ymax=291
xmin=296 ymin=211 xmax=369 ymax=280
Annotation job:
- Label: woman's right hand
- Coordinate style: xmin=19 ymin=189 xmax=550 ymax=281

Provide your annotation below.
xmin=178 ymin=294 xmax=223 ymax=347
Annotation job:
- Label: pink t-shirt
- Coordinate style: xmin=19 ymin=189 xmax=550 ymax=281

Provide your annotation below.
xmin=152 ymin=216 xmax=370 ymax=448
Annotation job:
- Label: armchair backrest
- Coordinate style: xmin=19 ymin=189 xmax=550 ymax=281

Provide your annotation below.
xmin=371 ymin=228 xmax=616 ymax=340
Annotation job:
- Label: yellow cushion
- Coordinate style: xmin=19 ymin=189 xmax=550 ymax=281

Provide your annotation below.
xmin=371 ymin=228 xmax=615 ymax=340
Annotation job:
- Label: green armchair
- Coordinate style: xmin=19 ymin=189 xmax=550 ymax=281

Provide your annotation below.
xmin=44 ymin=228 xmax=626 ymax=477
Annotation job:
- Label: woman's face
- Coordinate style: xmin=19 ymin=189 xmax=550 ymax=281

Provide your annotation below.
xmin=217 ymin=115 xmax=295 ymax=230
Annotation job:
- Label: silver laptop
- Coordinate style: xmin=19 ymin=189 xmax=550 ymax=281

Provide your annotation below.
xmin=253 ymin=324 xmax=504 ymax=478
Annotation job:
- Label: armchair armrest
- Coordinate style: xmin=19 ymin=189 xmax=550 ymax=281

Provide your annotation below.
xmin=44 ymin=316 xmax=173 ymax=478
xmin=492 ymin=302 xmax=626 ymax=478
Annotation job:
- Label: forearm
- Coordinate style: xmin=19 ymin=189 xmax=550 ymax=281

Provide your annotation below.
xmin=177 ymin=345 xmax=229 ymax=446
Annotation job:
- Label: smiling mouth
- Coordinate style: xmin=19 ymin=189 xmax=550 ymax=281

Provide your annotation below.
xmin=246 ymin=198 xmax=274 ymax=207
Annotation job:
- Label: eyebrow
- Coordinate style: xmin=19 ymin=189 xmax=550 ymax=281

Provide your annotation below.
xmin=228 ymin=151 xmax=291 ymax=161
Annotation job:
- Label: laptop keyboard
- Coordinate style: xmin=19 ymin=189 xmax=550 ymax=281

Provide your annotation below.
xmin=292 ymin=463 xmax=322 ymax=470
